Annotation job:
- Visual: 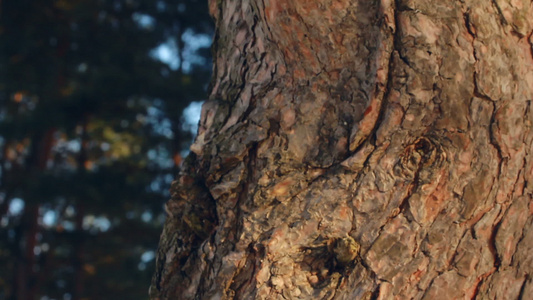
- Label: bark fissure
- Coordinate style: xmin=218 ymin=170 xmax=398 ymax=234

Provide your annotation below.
xmin=517 ymin=274 xmax=529 ymax=300
xmin=490 ymin=0 xmax=509 ymax=26
xmin=488 ymin=217 xmax=503 ymax=269
xmin=488 ymin=102 xmax=504 ymax=182
xmin=528 ymin=30 xmax=533 ymax=59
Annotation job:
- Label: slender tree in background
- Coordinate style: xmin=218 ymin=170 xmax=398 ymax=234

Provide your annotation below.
xmin=151 ymin=0 xmax=533 ymax=299
xmin=0 ymin=0 xmax=212 ymax=299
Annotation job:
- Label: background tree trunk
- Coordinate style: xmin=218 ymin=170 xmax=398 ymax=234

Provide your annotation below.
xmin=151 ymin=0 xmax=533 ymax=299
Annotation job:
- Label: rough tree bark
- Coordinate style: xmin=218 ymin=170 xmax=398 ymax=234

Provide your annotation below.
xmin=151 ymin=0 xmax=533 ymax=299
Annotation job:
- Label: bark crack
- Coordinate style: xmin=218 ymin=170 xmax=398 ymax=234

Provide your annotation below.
xmin=510 ymin=206 xmax=530 ymax=267
xmin=487 ymin=102 xmax=504 ymax=182
xmin=419 ymin=275 xmax=438 ymax=300
xmin=448 ymin=229 xmax=470 ymax=271
xmin=528 ymin=30 xmax=533 ymax=60
xmin=466 ymin=2 xmax=505 ymax=193
xmin=488 ymin=216 xmax=503 ymax=269
xmin=490 ymin=0 xmax=509 ymax=26
xmin=518 ymin=274 xmax=530 ymax=300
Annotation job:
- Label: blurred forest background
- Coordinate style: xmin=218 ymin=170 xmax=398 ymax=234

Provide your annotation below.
xmin=0 ymin=0 xmax=212 ymax=299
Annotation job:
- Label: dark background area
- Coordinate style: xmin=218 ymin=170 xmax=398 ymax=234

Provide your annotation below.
xmin=0 ymin=0 xmax=213 ymax=299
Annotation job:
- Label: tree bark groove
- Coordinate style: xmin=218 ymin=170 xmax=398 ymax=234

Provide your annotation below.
xmin=151 ymin=0 xmax=533 ymax=299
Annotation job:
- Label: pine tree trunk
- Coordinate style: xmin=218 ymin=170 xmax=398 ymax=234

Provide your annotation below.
xmin=151 ymin=0 xmax=533 ymax=299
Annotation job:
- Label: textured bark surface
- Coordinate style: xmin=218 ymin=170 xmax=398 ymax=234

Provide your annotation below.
xmin=151 ymin=0 xmax=533 ymax=299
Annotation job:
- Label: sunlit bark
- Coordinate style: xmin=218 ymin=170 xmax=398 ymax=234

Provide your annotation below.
xmin=151 ymin=0 xmax=533 ymax=299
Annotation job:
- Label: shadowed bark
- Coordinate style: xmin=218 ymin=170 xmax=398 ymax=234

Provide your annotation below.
xmin=151 ymin=0 xmax=533 ymax=299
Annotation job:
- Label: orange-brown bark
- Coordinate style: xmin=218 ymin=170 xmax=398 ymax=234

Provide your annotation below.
xmin=152 ymin=0 xmax=533 ymax=299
